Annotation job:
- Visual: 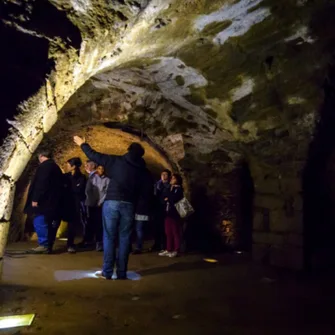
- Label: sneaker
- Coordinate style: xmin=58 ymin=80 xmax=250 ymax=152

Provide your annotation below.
xmin=132 ymin=249 xmax=142 ymax=255
xmin=94 ymin=271 xmax=112 ymax=280
xmin=67 ymin=247 xmax=76 ymax=254
xmin=168 ymin=251 xmax=178 ymax=258
xmin=30 ymin=246 xmax=48 ymax=254
xmin=158 ymin=250 xmax=169 ymax=256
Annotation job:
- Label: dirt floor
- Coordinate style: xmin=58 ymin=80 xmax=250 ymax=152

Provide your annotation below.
xmin=1 ymin=241 xmax=335 ymax=335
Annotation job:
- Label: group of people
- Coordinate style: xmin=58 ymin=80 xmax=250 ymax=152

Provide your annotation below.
xmin=24 ymin=135 xmax=185 ymax=280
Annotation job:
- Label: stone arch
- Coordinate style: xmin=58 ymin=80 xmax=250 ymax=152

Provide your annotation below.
xmin=12 ymin=124 xmax=178 ymax=243
xmin=2 ymin=0 xmax=335 ymax=272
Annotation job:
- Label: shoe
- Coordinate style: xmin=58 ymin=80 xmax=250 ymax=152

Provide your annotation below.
xmin=116 ymin=277 xmax=128 ymax=280
xmin=96 ymin=242 xmax=103 ymax=252
xmin=94 ymin=271 xmax=112 ymax=280
xmin=30 ymin=246 xmax=48 ymax=254
xmin=168 ymin=251 xmax=178 ymax=258
xmin=158 ymin=250 xmax=169 ymax=256
xmin=132 ymin=249 xmax=142 ymax=255
xmin=67 ymin=247 xmax=76 ymax=254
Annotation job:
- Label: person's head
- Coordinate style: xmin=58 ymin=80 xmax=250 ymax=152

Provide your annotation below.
xmin=85 ymin=160 xmax=97 ymax=173
xmin=161 ymin=169 xmax=171 ymax=182
xmin=127 ymin=142 xmax=145 ymax=159
xmin=171 ymin=173 xmax=183 ymax=186
xmin=36 ymin=148 xmax=52 ymax=164
xmin=96 ymin=165 xmax=105 ymax=177
xmin=66 ymin=157 xmax=82 ymax=174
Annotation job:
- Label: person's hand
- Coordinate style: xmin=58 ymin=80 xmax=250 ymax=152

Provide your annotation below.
xmin=73 ymin=136 xmax=86 ymax=146
xmin=164 ymin=197 xmax=168 ymax=201
xmin=32 ymin=201 xmax=38 ymax=207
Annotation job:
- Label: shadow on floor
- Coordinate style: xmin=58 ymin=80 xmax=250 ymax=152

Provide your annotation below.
xmin=138 ymin=254 xmax=248 ymax=277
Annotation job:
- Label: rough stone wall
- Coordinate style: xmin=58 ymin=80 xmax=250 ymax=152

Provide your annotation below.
xmin=1 ymin=0 xmax=335 ymax=269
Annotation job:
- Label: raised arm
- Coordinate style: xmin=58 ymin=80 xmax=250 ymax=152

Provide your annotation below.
xmin=73 ymin=136 xmax=116 ymax=167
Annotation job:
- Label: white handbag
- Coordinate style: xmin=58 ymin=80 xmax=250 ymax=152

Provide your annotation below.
xmin=175 ymin=197 xmax=195 ymax=218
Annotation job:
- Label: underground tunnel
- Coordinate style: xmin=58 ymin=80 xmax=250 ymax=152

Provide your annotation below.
xmin=2 ymin=0 xmax=335 ymax=333
xmin=1 ymin=0 xmax=335 ymax=273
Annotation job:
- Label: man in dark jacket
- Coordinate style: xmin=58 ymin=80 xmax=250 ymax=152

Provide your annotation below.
xmin=24 ymin=148 xmax=63 ymax=254
xmin=74 ymin=135 xmax=146 ymax=280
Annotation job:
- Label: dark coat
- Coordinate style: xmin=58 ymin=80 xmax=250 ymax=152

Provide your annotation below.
xmin=24 ymin=159 xmax=63 ymax=219
xmin=165 ymin=185 xmax=184 ymax=219
xmin=154 ymin=180 xmax=171 ymax=206
xmin=61 ymin=171 xmax=86 ymax=222
xmin=81 ymin=143 xmax=146 ymax=204
xmin=135 ymin=168 xmax=154 ymax=216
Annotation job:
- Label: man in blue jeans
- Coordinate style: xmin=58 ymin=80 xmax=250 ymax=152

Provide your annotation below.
xmin=74 ymin=135 xmax=147 ymax=280
xmin=24 ymin=148 xmax=63 ymax=254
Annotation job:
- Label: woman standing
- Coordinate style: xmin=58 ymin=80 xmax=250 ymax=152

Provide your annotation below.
xmin=62 ymin=157 xmax=87 ymax=253
xmin=159 ymin=174 xmax=184 ymax=258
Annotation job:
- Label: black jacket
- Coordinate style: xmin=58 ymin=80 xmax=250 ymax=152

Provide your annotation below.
xmin=154 ymin=180 xmax=171 ymax=206
xmin=24 ymin=159 xmax=63 ymax=218
xmin=61 ymin=171 xmax=86 ymax=221
xmin=166 ymin=185 xmax=184 ymax=219
xmin=135 ymin=168 xmax=154 ymax=216
xmin=81 ymin=143 xmax=146 ymax=204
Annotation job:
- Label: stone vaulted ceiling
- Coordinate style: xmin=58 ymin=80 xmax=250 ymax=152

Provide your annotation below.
xmin=1 ymin=0 xmax=335 ymax=269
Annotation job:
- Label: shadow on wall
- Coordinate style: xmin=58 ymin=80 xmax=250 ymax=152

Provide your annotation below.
xmin=236 ymin=161 xmax=254 ymax=252
xmin=303 ymin=58 xmax=335 ymax=271
xmin=184 ymin=161 xmax=254 ymax=255
xmin=186 ymin=184 xmax=226 ymax=254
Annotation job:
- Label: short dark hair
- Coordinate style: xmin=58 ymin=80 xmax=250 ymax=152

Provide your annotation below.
xmin=162 ymin=169 xmax=172 ymax=178
xmin=67 ymin=157 xmax=82 ymax=168
xmin=36 ymin=148 xmax=53 ymax=159
xmin=128 ymin=142 xmax=145 ymax=158
xmin=172 ymin=173 xmax=183 ymax=186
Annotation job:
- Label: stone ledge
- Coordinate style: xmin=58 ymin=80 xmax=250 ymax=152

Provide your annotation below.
xmin=0 ymin=179 xmax=16 ymax=221
xmin=43 ymin=105 xmax=58 ymax=133
xmin=3 ymin=137 xmax=32 ymax=182
xmin=0 ymin=222 xmax=10 ymax=260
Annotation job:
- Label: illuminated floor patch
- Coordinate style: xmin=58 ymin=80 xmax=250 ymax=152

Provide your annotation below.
xmin=0 ymin=314 xmax=35 ymax=330
xmin=203 ymin=258 xmax=218 ymax=263
xmin=54 ymin=269 xmax=141 ymax=281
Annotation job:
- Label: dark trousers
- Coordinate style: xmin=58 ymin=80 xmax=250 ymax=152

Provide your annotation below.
xmin=87 ymin=206 xmax=103 ymax=243
xmin=67 ymin=201 xmax=87 ymax=247
xmin=165 ymin=216 xmax=182 ymax=252
xmin=153 ymin=207 xmax=166 ymax=250
xmin=134 ymin=220 xmax=146 ymax=251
